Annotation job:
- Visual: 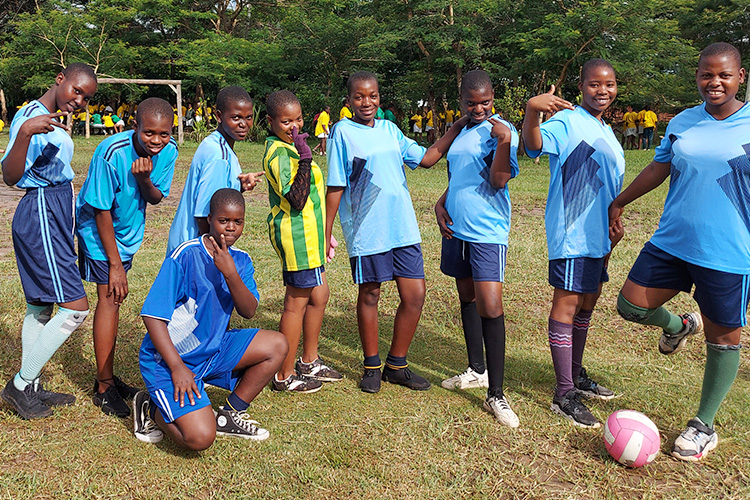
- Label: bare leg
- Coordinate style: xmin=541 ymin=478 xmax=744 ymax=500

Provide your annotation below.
xmin=277 ymin=287 xmax=312 ymax=379
xmin=154 ymin=405 xmax=216 ymax=451
xmin=357 ymin=283 xmax=382 ymax=357
xmin=301 ymin=275 xmax=329 ymax=363
xmin=389 ymin=277 xmax=425 ymax=357
xmin=93 ymin=283 xmax=119 ymax=392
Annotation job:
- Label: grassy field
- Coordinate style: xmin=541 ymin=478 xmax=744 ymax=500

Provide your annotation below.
xmin=0 ymin=135 xmax=748 ymax=499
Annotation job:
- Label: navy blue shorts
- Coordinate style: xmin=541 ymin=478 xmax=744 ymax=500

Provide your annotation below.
xmin=629 ymin=242 xmax=750 ymax=327
xmin=78 ymin=251 xmax=133 ymax=285
xmin=549 ymin=256 xmax=609 ymax=294
xmin=140 ymin=327 xmax=259 ymax=423
xmin=440 ymin=237 xmax=507 ymax=282
xmin=12 ymin=183 xmax=86 ymax=304
xmin=350 ymin=244 xmax=424 ymax=284
xmin=283 ymin=266 xmax=325 ymax=289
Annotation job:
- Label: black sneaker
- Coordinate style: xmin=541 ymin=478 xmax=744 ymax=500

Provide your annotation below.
xmin=133 ymin=391 xmax=163 ymax=443
xmin=215 ymin=407 xmax=269 ymax=441
xmin=382 ymin=366 xmax=431 ymax=391
xmin=574 ymin=367 xmax=615 ymax=400
xmin=35 ymin=380 xmax=76 ymax=407
xmin=112 ymin=375 xmax=140 ymax=399
xmin=271 ymin=373 xmax=323 ymax=393
xmin=93 ymin=380 xmax=131 ymax=418
xmin=359 ymin=367 xmax=382 ymax=393
xmin=1 ymin=378 xmax=52 ymax=419
xmin=551 ymin=389 xmax=600 ymax=428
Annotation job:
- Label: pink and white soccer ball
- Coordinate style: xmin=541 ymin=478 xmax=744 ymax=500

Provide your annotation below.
xmin=603 ymin=410 xmax=661 ymax=467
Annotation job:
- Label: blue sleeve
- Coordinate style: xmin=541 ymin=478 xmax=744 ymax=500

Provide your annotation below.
xmin=326 ymin=128 xmax=349 ymax=187
xmin=81 ymin=156 xmax=118 ymax=210
xmin=238 ymin=252 xmax=260 ymax=302
xmin=525 ymin=115 xmax=567 ymax=158
xmin=141 ymin=257 xmax=185 ymax=320
xmin=152 ymin=146 xmax=178 ymax=197
xmin=653 ymin=122 xmax=674 ymax=164
xmin=394 ymin=124 xmax=427 ymax=170
xmin=194 ymin=159 xmax=230 ymax=217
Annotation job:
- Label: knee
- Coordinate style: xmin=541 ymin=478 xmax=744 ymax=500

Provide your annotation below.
xmin=269 ymin=331 xmax=289 ymax=364
xmin=58 ymin=307 xmax=89 ymax=336
xmin=402 ymin=287 xmax=425 ymax=312
xmin=182 ymin=425 xmax=216 ymax=451
xmin=616 ymin=293 xmax=652 ymax=323
xmin=477 ymin=300 xmax=503 ymax=319
xmin=359 ymin=287 xmax=381 ymax=308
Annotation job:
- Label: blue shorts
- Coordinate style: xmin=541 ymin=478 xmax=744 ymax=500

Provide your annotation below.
xmin=350 ymin=244 xmax=424 ymax=284
xmin=283 ymin=266 xmax=325 ymax=289
xmin=12 ymin=183 xmax=86 ymax=304
xmin=549 ymin=257 xmax=609 ymax=294
xmin=628 ymin=242 xmax=750 ymax=327
xmin=140 ymin=328 xmax=259 ymax=423
xmin=78 ymin=252 xmax=133 ymax=284
xmin=440 ymin=237 xmax=507 ymax=282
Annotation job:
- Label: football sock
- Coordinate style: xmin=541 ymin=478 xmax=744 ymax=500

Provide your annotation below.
xmin=616 ymin=294 xmax=684 ymax=334
xmin=385 ymin=353 xmax=407 ymax=370
xmin=461 ymin=301 xmax=486 ymax=373
xmin=21 ymin=304 xmax=53 ymax=365
xmin=224 ymin=391 xmax=250 ymax=412
xmin=571 ymin=309 xmax=592 ymax=380
xmin=16 ymin=307 xmax=88 ymax=390
xmin=548 ymin=318 xmax=574 ymax=398
xmin=696 ymin=342 xmax=740 ymax=427
xmin=364 ymin=354 xmax=382 ymax=370
xmin=481 ymin=314 xmax=506 ymax=399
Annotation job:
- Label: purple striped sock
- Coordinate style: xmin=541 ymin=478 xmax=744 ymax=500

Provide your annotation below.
xmin=549 ymin=318 xmax=574 ymax=397
xmin=572 ymin=309 xmax=593 ymax=380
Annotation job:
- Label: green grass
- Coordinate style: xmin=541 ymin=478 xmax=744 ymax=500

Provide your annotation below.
xmin=0 ymin=136 xmax=748 ymax=499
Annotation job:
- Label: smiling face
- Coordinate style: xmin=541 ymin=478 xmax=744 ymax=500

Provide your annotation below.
xmin=697 ymin=53 xmax=746 ymax=117
xmin=349 ymin=78 xmax=380 ymax=126
xmin=133 ymin=113 xmax=173 ymax=157
xmin=267 ymin=101 xmax=304 ymax=144
xmin=216 ymin=99 xmax=254 ymax=144
xmin=579 ymin=65 xmax=617 ymax=119
xmin=208 ymin=202 xmax=245 ymax=247
xmin=54 ymin=72 xmax=97 ymax=114
xmin=460 ymin=86 xmax=494 ymax=124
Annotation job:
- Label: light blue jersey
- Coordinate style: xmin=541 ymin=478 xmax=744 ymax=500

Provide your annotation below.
xmin=327 ymin=119 xmax=427 ymax=257
xmin=2 ymin=101 xmax=75 ymax=188
xmin=166 ymin=131 xmax=241 ymax=255
xmin=76 ymin=130 xmax=178 ymax=261
xmin=650 ymin=102 xmax=750 ymax=274
xmin=445 ymin=115 xmax=519 ymax=244
xmin=526 ymin=106 xmax=624 ymax=259
xmin=140 ymin=237 xmax=260 ymax=368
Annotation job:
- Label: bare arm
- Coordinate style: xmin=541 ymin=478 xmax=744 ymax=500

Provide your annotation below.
xmin=420 ymin=115 xmax=470 ymax=167
xmin=132 ymin=157 xmax=164 ymax=205
xmin=521 ymin=86 xmax=573 ymax=154
xmin=94 ymin=208 xmax=128 ymax=305
xmin=488 ymin=118 xmax=513 ymax=189
xmin=609 ymin=160 xmax=671 ymax=225
xmin=2 ymin=112 xmax=69 ymax=186
xmin=325 ymin=186 xmax=344 ymax=258
xmin=434 ymin=188 xmax=453 ymax=239
xmin=206 ymin=235 xmax=258 ymax=319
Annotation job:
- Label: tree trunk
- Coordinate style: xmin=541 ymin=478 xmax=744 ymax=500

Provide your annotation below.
xmin=0 ymin=88 xmax=7 ymax=124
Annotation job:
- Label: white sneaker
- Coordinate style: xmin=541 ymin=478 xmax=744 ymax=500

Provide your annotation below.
xmin=441 ymin=367 xmax=489 ymax=389
xmin=659 ymin=312 xmax=702 ymax=355
xmin=133 ymin=391 xmax=163 ymax=444
xmin=483 ymin=395 xmax=520 ymax=428
xmin=671 ymin=417 xmax=718 ymax=461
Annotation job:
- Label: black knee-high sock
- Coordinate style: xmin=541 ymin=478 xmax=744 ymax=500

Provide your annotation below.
xmin=482 ymin=314 xmax=506 ymax=398
xmin=461 ymin=301 xmax=486 ymax=373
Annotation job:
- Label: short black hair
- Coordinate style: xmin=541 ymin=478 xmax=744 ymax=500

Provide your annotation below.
xmin=135 ymin=97 xmax=174 ymax=122
xmin=210 ymin=188 xmax=245 ymax=215
xmin=266 ymin=90 xmax=300 ymax=118
xmin=347 ymin=71 xmax=378 ymax=96
xmin=580 ymin=58 xmax=616 ymax=81
xmin=216 ymin=85 xmax=252 ymax=113
xmin=460 ymin=69 xmax=493 ymax=96
xmin=62 ymin=63 xmax=97 ymax=82
xmin=699 ymin=42 xmax=742 ymax=68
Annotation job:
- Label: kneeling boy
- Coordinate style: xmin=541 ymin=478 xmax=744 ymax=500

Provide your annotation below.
xmin=134 ymin=189 xmax=287 ymax=450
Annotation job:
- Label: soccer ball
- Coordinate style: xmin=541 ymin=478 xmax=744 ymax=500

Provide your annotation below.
xmin=603 ymin=410 xmax=661 ymax=468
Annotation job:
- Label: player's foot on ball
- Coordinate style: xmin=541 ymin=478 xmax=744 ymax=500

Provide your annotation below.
xmin=1 ymin=378 xmax=52 ymax=419
xmin=295 ymin=357 xmax=343 ymax=382
xmin=382 ymin=366 xmax=431 ymax=391
xmin=671 ymin=417 xmax=718 ymax=462
xmin=551 ymin=388 xmax=600 ymax=429
xmin=271 ymin=373 xmax=322 ymax=393
xmin=133 ymin=391 xmax=163 ymax=444
xmin=659 ymin=312 xmax=702 ymax=355
xmin=483 ymin=395 xmax=519 ymax=428
xmin=574 ymin=367 xmax=615 ymax=400
xmin=215 ymin=407 xmax=269 ymax=441
xmin=93 ymin=379 xmax=131 ymax=418
xmin=359 ymin=367 xmax=382 ymax=393
xmin=441 ymin=367 xmax=489 ymax=390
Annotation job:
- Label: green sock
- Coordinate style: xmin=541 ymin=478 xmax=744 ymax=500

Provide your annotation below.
xmin=616 ymin=294 xmax=684 ymax=334
xmin=696 ymin=342 xmax=740 ymax=427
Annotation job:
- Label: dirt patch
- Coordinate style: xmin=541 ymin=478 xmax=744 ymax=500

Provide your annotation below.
xmin=0 ymin=185 xmax=24 ymax=258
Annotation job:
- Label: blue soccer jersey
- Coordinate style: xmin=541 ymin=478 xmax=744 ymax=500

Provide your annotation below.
xmin=650 ymin=102 xmax=750 ymax=274
xmin=327 ymin=119 xmax=427 ymax=257
xmin=444 ymin=115 xmax=519 ymax=244
xmin=76 ymin=130 xmax=178 ymax=261
xmin=526 ymin=106 xmax=625 ymax=259
xmin=166 ymin=131 xmax=241 ymax=255
xmin=140 ymin=237 xmax=260 ymax=369
xmin=1 ymin=101 xmax=75 ymax=188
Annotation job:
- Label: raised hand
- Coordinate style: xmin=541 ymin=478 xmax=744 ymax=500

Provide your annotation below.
xmin=20 ymin=112 xmax=69 ymax=135
xmin=131 ymin=157 xmax=153 ymax=181
xmin=207 ymin=234 xmax=238 ymax=277
xmin=488 ymin=116 xmax=510 ymax=140
xmin=238 ymin=171 xmax=265 ymax=191
xmin=527 ymin=86 xmax=574 ymax=115
xmin=291 ymin=126 xmax=312 ymax=160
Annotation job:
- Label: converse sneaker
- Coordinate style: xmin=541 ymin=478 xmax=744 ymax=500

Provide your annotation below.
xmin=441 ymin=367 xmax=489 ymax=390
xmin=271 ymin=373 xmax=322 ymax=393
xmin=295 ymin=358 xmax=343 ymax=382
xmin=483 ymin=395 xmax=520 ymax=428
xmin=551 ymin=389 xmax=600 ymax=428
xmin=382 ymin=366 xmax=431 ymax=391
xmin=574 ymin=367 xmax=615 ymax=400
xmin=1 ymin=378 xmax=52 ymax=419
xmin=34 ymin=380 xmax=76 ymax=407
xmin=659 ymin=312 xmax=702 ymax=355
xmin=671 ymin=417 xmax=718 ymax=462
xmin=93 ymin=379 xmax=131 ymax=418
xmin=133 ymin=391 xmax=163 ymax=444
xmin=215 ymin=407 xmax=269 ymax=441
xmin=359 ymin=367 xmax=382 ymax=393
